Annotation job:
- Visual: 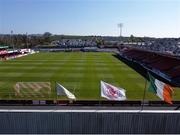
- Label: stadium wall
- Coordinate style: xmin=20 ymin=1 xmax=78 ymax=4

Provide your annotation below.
xmin=0 ymin=111 xmax=180 ymax=134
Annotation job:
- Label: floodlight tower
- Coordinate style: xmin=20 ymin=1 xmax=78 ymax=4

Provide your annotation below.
xmin=118 ymin=23 xmax=123 ymax=37
xmin=118 ymin=23 xmax=123 ymax=44
xmin=26 ymin=32 xmax=28 ymax=49
xmin=10 ymin=30 xmax=13 ymax=46
xmin=10 ymin=30 xmax=15 ymax=58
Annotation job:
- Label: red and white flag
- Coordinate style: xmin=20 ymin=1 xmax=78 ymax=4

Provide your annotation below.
xmin=101 ymin=81 xmax=126 ymax=100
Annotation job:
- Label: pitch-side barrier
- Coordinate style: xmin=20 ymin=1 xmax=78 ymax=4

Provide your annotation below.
xmin=0 ymin=100 xmax=179 ymax=107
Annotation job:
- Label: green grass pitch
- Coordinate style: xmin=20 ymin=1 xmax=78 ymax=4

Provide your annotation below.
xmin=0 ymin=52 xmax=179 ymax=100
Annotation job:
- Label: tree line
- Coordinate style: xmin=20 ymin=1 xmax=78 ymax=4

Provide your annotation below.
xmin=0 ymin=32 xmax=154 ymax=49
xmin=0 ymin=32 xmax=52 ymax=49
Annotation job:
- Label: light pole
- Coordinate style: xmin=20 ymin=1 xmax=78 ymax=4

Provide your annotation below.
xmin=11 ymin=30 xmax=15 ymax=58
xmin=26 ymin=32 xmax=28 ymax=49
xmin=118 ymin=23 xmax=123 ymax=43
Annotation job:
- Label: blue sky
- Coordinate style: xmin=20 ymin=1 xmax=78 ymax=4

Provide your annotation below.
xmin=0 ymin=0 xmax=180 ymax=37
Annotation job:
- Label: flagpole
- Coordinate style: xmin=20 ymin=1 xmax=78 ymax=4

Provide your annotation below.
xmin=99 ymin=95 xmax=101 ymax=107
xmin=73 ymin=87 xmax=76 ymax=104
xmin=141 ymin=78 xmax=148 ymax=111
xmin=55 ymin=81 xmax=58 ymax=108
xmin=99 ymin=82 xmax=101 ymax=108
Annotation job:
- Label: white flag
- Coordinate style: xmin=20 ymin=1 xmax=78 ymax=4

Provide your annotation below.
xmin=101 ymin=81 xmax=126 ymax=100
xmin=56 ymin=83 xmax=76 ymax=100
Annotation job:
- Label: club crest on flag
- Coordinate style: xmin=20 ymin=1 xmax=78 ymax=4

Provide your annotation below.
xmin=101 ymin=81 xmax=126 ymax=100
xmin=105 ymin=83 xmax=124 ymax=98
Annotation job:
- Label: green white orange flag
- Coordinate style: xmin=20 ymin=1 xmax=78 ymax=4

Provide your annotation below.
xmin=148 ymin=73 xmax=173 ymax=104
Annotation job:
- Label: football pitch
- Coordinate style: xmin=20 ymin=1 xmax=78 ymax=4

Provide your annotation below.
xmin=0 ymin=52 xmax=179 ymax=100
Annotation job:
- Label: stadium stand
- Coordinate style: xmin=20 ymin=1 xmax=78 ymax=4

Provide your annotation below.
xmin=0 ymin=45 xmax=32 ymax=60
xmin=118 ymin=47 xmax=180 ymax=87
xmin=0 ymin=45 xmax=9 ymax=60
xmin=51 ymin=39 xmax=97 ymax=48
xmin=129 ymin=38 xmax=180 ymax=56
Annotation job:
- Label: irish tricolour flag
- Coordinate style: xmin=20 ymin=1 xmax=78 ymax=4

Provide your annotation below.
xmin=148 ymin=73 xmax=173 ymax=104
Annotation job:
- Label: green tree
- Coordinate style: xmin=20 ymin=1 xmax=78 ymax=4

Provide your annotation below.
xmin=43 ymin=32 xmax=52 ymax=44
